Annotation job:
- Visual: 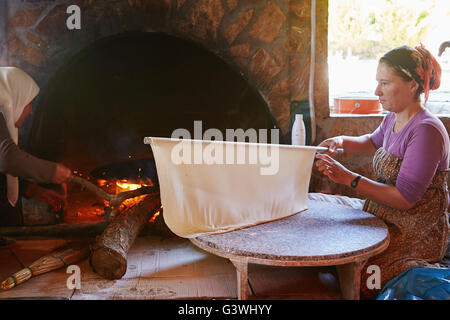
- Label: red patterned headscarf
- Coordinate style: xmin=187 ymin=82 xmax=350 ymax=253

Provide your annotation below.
xmin=379 ymin=44 xmax=442 ymax=102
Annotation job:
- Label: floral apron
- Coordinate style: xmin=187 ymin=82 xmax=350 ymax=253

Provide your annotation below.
xmin=360 ymin=147 xmax=449 ymax=299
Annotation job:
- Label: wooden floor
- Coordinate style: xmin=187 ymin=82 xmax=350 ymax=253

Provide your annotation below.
xmin=0 ymin=236 xmax=342 ymax=300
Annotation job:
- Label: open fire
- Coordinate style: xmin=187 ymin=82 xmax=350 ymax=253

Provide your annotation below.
xmin=105 ymin=179 xmax=155 ymax=217
xmin=116 ymin=180 xmax=144 ymax=191
xmin=65 ymin=159 xmax=159 ymax=224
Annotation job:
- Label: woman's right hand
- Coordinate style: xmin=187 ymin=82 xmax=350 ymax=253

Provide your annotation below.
xmin=53 ymin=163 xmax=72 ymax=184
xmin=318 ymin=136 xmax=344 ymax=157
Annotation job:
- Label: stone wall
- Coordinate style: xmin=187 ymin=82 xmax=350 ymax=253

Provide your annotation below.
xmin=1 ymin=0 xmax=329 ymax=143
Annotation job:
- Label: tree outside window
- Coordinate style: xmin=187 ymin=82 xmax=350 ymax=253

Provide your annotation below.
xmin=329 ymin=0 xmax=450 ymax=115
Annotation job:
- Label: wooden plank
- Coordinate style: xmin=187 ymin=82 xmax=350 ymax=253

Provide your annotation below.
xmin=248 ymin=264 xmax=342 ymax=300
xmin=72 ymin=236 xmax=237 ymax=300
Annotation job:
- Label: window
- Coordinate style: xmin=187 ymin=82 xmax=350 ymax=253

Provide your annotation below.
xmin=328 ymin=0 xmax=450 ymax=115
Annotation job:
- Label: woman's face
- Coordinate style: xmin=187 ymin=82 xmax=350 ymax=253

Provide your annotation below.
xmin=15 ymin=103 xmax=33 ymax=128
xmin=375 ymin=62 xmax=418 ymax=113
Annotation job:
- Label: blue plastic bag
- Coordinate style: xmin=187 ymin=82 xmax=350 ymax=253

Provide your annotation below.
xmin=377 ymin=266 xmax=450 ymax=300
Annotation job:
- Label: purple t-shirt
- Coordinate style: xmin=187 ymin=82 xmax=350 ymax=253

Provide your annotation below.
xmin=370 ymin=109 xmax=449 ymax=204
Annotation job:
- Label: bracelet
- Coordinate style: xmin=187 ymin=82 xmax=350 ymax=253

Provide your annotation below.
xmin=350 ymin=175 xmax=362 ymax=189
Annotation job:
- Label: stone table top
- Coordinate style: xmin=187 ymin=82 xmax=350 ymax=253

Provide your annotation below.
xmin=191 ymin=200 xmax=389 ymax=266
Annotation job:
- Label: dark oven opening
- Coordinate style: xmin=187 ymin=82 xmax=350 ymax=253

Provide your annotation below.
xmin=18 ymin=32 xmax=277 ymax=231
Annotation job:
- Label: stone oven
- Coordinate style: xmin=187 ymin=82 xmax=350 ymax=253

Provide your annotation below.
xmin=0 ymin=0 xmax=330 ymax=231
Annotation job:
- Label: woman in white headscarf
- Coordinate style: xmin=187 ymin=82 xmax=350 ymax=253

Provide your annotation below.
xmin=0 ymin=67 xmax=72 ymax=244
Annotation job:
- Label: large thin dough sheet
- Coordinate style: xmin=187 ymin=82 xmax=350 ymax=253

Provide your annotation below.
xmin=147 ymin=137 xmax=316 ymax=238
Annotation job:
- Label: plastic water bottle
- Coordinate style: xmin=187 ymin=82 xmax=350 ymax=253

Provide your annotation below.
xmin=292 ymin=114 xmax=306 ymax=146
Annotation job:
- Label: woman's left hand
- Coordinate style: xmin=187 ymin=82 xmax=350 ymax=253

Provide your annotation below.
xmin=25 ymin=183 xmax=68 ymax=212
xmin=315 ymin=153 xmax=355 ymax=186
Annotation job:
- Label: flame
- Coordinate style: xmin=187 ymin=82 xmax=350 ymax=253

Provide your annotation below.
xmin=95 ymin=179 xmax=154 ymax=216
xmin=122 ymin=195 xmax=147 ymax=208
xmin=115 ymin=180 xmax=150 ymax=209
xmin=148 ymin=209 xmax=161 ymax=223
xmin=116 ymin=180 xmax=142 ymax=191
xmin=97 ymin=179 xmax=108 ymax=187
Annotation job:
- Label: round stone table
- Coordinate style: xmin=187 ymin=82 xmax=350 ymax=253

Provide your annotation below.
xmin=190 ymin=200 xmax=390 ymax=300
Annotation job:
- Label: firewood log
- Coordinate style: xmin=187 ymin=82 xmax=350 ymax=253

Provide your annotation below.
xmin=89 ymin=193 xmax=161 ymax=279
xmin=70 ymin=175 xmax=156 ymax=219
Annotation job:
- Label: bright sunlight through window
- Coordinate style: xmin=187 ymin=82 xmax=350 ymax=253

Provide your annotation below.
xmin=328 ymin=0 xmax=450 ymax=115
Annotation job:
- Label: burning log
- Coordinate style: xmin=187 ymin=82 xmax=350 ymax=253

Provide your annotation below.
xmin=70 ymin=175 xmax=156 ymax=219
xmin=89 ymin=193 xmax=161 ymax=279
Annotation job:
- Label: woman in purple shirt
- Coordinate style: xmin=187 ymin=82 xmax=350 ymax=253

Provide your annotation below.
xmin=314 ymin=45 xmax=449 ymax=299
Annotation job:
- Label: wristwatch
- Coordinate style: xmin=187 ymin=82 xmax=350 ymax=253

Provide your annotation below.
xmin=350 ymin=175 xmax=362 ymax=189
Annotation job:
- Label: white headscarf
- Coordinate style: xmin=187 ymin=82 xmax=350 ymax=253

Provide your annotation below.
xmin=0 ymin=67 xmax=40 ymax=207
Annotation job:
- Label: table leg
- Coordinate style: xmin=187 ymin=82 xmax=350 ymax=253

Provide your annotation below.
xmin=230 ymin=259 xmax=248 ymax=300
xmin=336 ymin=260 xmax=367 ymax=300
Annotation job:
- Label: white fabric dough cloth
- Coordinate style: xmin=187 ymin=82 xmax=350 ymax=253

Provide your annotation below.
xmin=146 ymin=137 xmax=317 ymax=238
